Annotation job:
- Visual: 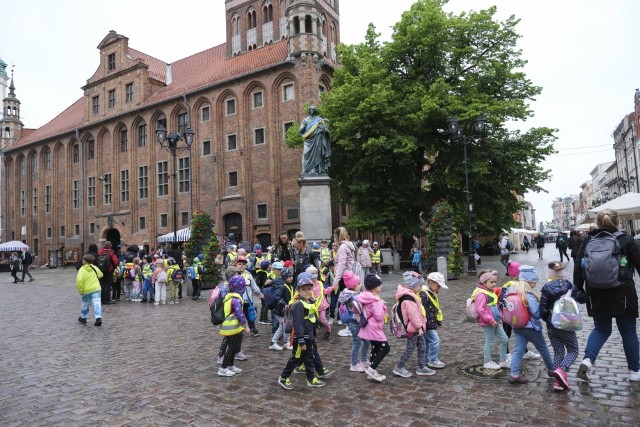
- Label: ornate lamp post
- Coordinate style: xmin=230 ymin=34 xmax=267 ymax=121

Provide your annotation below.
xmin=448 ymin=115 xmax=486 ymax=276
xmin=156 ymin=125 xmax=195 ymax=243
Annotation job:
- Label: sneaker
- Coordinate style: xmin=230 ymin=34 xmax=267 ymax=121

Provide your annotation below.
xmin=269 ymin=343 xmax=284 ymax=351
xmin=508 ymin=374 xmax=529 ymax=384
xmin=284 ymin=342 xmax=293 ymax=350
xmin=428 ymin=360 xmax=446 ymax=369
xmin=94 ymin=318 xmax=102 ymax=326
xmin=251 ymin=330 xmax=260 ymax=337
xmin=161 ymin=301 xmax=166 ymax=304
xmin=234 ymin=352 xmax=248 ymax=361
xmin=358 ymin=361 xmax=370 ymax=370
xmin=552 ymin=367 xmax=570 ymax=389
xmin=278 ymin=376 xmax=294 ymax=390
xmin=307 ymin=378 xmax=326 ymax=388
xmin=337 ymin=327 xmax=352 ymax=337
xmin=154 ymin=302 xmax=159 ymax=306
xmin=174 ymin=300 xmax=179 ymax=304
xmin=328 ymin=318 xmax=334 ymax=325
xmin=337 ymin=320 xmax=343 ymax=325
xmin=78 ymin=317 xmax=87 ymax=324
xmin=365 ymin=367 xmax=385 ymax=382
xmin=350 ymin=364 xmax=366 ymax=372
xmin=295 ymin=365 xmax=306 ymax=374
xmin=393 ymin=366 xmax=413 ymax=378
xmin=217 ymin=356 xmax=223 ymax=364
xmin=168 ymin=301 xmax=175 ymax=305
xmin=552 ymin=380 xmax=565 ymax=391
xmin=629 ymin=370 xmax=640 ymax=381
xmin=316 ymin=369 xmax=334 ymax=379
xmin=499 ymin=360 xmax=511 ymax=369
xmin=483 ymin=361 xmax=501 ymax=370
xmin=258 ymin=320 xmax=271 ymax=325
xmin=416 ymin=367 xmax=436 ymax=376
xmin=217 ymin=368 xmax=235 ymax=377
xmin=228 ymin=366 xmax=242 ymax=374
xmin=577 ymin=358 xmax=592 ymax=382
xmin=522 ymin=350 xmax=541 ymax=360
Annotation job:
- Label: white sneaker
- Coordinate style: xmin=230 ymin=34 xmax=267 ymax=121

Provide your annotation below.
xmin=629 ymin=370 xmax=640 ymax=381
xmin=499 ymin=360 xmax=511 ymax=369
xmin=217 ymin=356 xmax=223 ymax=364
xmin=269 ymin=342 xmax=283 ymax=351
xmin=154 ymin=302 xmax=159 ymax=306
xmin=350 ymin=364 xmax=366 ymax=372
xmin=338 ymin=327 xmax=352 ymax=337
xmin=483 ymin=361 xmax=501 ymax=370
xmin=284 ymin=343 xmax=293 ymax=350
xmin=337 ymin=320 xmax=343 ymax=325
xmin=577 ymin=358 xmax=592 ymax=382
xmin=217 ymin=368 xmax=235 ymax=377
xmin=428 ymin=360 xmax=446 ymax=369
xmin=522 ymin=350 xmax=541 ymax=360
xmin=228 ymin=366 xmax=242 ymax=373
xmin=365 ymin=367 xmax=385 ymax=382
xmin=328 ymin=318 xmax=334 ymax=325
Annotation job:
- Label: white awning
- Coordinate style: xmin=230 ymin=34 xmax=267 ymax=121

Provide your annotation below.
xmin=157 ymin=227 xmax=191 ymax=243
xmin=0 ymin=240 xmax=29 ymax=252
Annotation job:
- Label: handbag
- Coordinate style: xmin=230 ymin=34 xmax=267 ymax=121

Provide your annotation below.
xmin=551 ymin=290 xmax=582 ymax=331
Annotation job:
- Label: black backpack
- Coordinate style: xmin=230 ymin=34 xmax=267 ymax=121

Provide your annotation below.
xmin=210 ymin=295 xmax=226 ymax=326
xmin=95 ymin=252 xmax=112 ymax=274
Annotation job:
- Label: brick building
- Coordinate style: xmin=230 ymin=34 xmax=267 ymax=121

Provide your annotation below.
xmin=0 ymin=0 xmax=340 ymax=261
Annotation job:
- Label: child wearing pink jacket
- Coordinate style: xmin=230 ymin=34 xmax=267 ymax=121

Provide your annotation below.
xmin=306 ymin=266 xmax=332 ymax=339
xmin=356 ymin=273 xmax=389 ymax=382
xmin=392 ymin=272 xmax=429 ymax=378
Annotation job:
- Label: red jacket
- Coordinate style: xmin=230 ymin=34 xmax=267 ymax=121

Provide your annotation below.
xmin=97 ymin=248 xmax=119 ymax=272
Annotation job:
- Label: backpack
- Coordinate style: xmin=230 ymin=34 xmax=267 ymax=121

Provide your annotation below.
xmin=262 ymin=286 xmax=277 ymax=309
xmin=339 ymin=294 xmax=361 ymax=325
xmin=129 ymin=267 xmax=137 ymax=280
xmin=583 ymin=230 xmax=630 ymax=289
xmin=412 ymin=251 xmax=421 ymax=266
xmin=284 ymin=301 xmax=298 ymax=334
xmin=500 ymin=292 xmax=531 ymax=328
xmin=187 ymin=266 xmax=196 ymax=280
xmin=95 ymin=252 xmax=112 ymax=274
xmin=389 ymin=295 xmax=414 ymax=339
xmin=157 ymin=271 xmax=168 ymax=284
xmin=551 ymin=291 xmax=583 ymax=331
xmin=113 ymin=266 xmax=122 ymax=280
xmin=210 ymin=295 xmax=226 ymax=326
xmin=557 ymin=236 xmax=567 ymax=248
xmin=505 ymin=239 xmax=514 ymax=252
xmin=466 ymin=298 xmax=479 ymax=320
xmin=172 ymin=269 xmax=185 ymax=282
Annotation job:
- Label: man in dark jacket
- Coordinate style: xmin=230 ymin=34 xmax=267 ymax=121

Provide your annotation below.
xmin=98 ymin=241 xmax=120 ymax=304
xmin=20 ymin=247 xmax=34 ymax=282
xmin=572 ymin=209 xmax=640 ymax=382
xmin=534 ymin=233 xmax=546 ymax=259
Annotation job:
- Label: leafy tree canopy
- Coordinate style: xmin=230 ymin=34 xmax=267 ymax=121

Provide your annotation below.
xmin=321 ymin=0 xmax=556 ymax=236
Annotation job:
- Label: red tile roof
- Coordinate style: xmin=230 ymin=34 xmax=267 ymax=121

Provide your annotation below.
xmin=10 ymin=40 xmax=290 ymax=150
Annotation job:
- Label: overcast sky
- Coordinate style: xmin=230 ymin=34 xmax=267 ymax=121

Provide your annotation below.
xmin=2 ymin=0 xmax=639 ymax=225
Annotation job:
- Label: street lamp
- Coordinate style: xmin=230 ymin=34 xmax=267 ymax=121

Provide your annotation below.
xmin=449 ymin=115 xmax=486 ymax=276
xmin=156 ymin=125 xmax=195 ymax=243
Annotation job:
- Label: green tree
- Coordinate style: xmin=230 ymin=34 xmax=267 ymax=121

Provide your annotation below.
xmin=321 ymin=0 xmax=556 ymax=236
xmin=184 ymin=210 xmax=221 ymax=289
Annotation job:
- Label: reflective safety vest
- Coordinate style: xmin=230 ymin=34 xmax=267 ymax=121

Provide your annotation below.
xmin=285 ymin=283 xmax=294 ymax=304
xmin=471 ymin=288 xmax=497 ymax=306
xmin=297 ymin=299 xmax=318 ymax=324
xmin=320 ymin=248 xmax=331 ymax=263
xmin=370 ymin=249 xmax=381 ymax=264
xmin=142 ymin=264 xmax=154 ymax=279
xmin=425 ymin=290 xmax=443 ymax=321
xmin=220 ymin=293 xmax=245 ymax=336
xmin=227 ymin=252 xmax=238 ymax=264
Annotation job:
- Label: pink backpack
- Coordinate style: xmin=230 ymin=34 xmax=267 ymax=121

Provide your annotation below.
xmin=501 ymin=292 xmax=531 ymax=328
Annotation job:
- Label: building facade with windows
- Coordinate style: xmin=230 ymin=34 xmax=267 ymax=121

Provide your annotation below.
xmin=0 ymin=0 xmax=340 ymax=259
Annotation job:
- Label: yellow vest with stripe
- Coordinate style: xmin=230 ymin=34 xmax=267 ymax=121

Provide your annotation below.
xmin=298 ymin=299 xmax=318 ymax=324
xmin=320 ymin=248 xmax=331 ymax=263
xmin=220 ymin=293 xmax=244 ymax=336
xmin=425 ymin=290 xmax=443 ymax=321
xmin=471 ymin=288 xmax=497 ymax=306
xmin=370 ymin=249 xmax=381 ymax=263
xmin=227 ymin=252 xmax=238 ymax=264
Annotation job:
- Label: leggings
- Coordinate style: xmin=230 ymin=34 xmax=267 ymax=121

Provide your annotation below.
xmin=397 ymin=335 xmax=425 ymax=369
xmin=369 ymin=340 xmax=390 ymax=370
xmin=222 ymin=333 xmax=242 ymax=369
xmin=219 ymin=334 xmax=243 ymax=359
xmin=548 ymin=328 xmax=579 ymax=371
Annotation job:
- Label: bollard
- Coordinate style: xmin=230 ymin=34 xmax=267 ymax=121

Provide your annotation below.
xmin=437 ymin=256 xmax=448 ymax=286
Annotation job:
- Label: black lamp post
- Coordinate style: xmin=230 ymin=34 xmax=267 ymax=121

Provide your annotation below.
xmin=156 ymin=125 xmax=195 ymax=243
xmin=449 ymin=115 xmax=486 ymax=276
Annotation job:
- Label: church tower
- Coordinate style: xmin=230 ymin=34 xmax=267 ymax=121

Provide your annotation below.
xmin=1 ymin=68 xmax=24 ymax=149
xmin=0 ymin=58 xmax=9 ymax=115
xmin=286 ymin=0 xmax=340 ymax=63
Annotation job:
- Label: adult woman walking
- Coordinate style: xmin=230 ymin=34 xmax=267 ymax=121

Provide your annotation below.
xmin=330 ymin=227 xmax=356 ymax=337
xmin=573 ymin=208 xmax=640 ymax=381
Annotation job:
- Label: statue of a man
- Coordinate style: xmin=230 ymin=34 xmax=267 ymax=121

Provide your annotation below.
xmin=299 ymin=105 xmax=331 ymax=175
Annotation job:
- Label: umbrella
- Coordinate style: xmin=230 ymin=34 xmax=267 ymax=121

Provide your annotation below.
xmin=0 ymin=240 xmax=29 ymax=252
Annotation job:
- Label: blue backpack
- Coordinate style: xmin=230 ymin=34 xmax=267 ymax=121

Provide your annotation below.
xmin=187 ymin=266 xmax=196 ymax=280
xmin=263 ymin=286 xmax=277 ymax=309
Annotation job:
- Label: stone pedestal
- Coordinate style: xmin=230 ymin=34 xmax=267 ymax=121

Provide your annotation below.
xmin=298 ymin=175 xmax=332 ymax=243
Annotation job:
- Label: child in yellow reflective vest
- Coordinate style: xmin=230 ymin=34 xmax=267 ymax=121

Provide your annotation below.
xmin=472 ymin=270 xmax=509 ymax=370
xmin=218 ymin=275 xmax=250 ymax=377
xmin=421 ymin=272 xmax=448 ymax=370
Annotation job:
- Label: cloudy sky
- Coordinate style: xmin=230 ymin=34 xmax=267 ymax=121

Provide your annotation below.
xmin=2 ymin=0 xmax=639 ymax=224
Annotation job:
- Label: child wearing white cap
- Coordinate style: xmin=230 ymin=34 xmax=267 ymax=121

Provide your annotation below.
xmin=422 ymin=272 xmax=448 ymax=370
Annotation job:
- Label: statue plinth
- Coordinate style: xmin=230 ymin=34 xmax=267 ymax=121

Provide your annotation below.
xmin=298 ymin=175 xmax=332 ymax=243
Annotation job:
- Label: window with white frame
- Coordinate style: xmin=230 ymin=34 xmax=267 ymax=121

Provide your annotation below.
xmin=138 ymin=166 xmax=148 ymax=199
xmin=72 ymin=180 xmax=79 ymax=209
xmin=178 ymin=157 xmax=190 ymax=193
xmin=201 ymin=106 xmax=211 ymax=122
xmin=229 ymin=171 xmax=238 ymax=187
xmin=160 ymin=213 xmax=168 ymax=228
xmin=45 ymin=185 xmax=52 ymax=213
xmin=137 ymin=124 xmax=147 ymax=147
xmin=253 ymin=91 xmax=263 ymax=108
xmin=283 ymin=83 xmax=294 ymax=101
xmin=202 ymin=140 xmax=211 ymax=156
xmin=157 ymin=161 xmax=168 ymax=196
xmin=32 ymin=188 xmax=38 ymax=214
xmin=20 ymin=191 xmax=25 ymax=216
xmin=227 ymin=134 xmax=237 ymax=151
xmin=103 ymin=173 xmax=112 ymax=205
xmin=120 ymin=169 xmax=129 ymax=202
xmin=87 ymin=177 xmax=95 ymax=207
xmin=89 ymin=222 xmax=95 ymax=235
xmin=226 ymin=98 xmax=236 ymax=115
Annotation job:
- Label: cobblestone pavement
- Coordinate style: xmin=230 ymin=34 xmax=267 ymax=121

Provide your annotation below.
xmin=1 ymin=251 xmax=639 ymax=426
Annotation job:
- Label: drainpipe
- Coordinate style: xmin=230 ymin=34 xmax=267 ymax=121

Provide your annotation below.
xmin=76 ymin=129 xmax=85 ymax=256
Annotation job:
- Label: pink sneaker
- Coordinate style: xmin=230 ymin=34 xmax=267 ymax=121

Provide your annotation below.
xmin=350 ymin=364 xmax=366 ymax=372
xmin=359 ymin=361 xmax=370 ymax=370
xmin=552 ymin=368 xmax=570 ymax=389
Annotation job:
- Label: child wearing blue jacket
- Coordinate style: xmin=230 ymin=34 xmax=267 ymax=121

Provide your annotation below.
xmin=506 ymin=265 xmax=569 ymax=390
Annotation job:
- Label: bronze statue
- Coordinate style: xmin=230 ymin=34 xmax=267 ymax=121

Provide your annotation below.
xmin=299 ymin=105 xmax=331 ymax=175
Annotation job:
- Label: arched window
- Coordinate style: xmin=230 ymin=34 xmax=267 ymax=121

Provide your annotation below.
xmin=31 ymin=153 xmax=38 ymax=176
xmin=304 ymin=15 xmax=312 ymax=33
xmin=4 ymin=126 xmax=9 ymax=138
xmin=232 ymin=15 xmax=241 ymax=36
xmin=293 ymin=16 xmax=300 ymax=35
xmin=42 ymin=147 xmax=52 ymax=170
xmin=247 ymin=9 xmax=256 ymax=29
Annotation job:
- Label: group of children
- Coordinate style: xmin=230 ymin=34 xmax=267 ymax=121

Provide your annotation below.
xmin=471 ymin=260 xmax=581 ymax=390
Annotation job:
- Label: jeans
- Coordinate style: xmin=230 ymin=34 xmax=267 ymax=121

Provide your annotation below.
xmin=80 ymin=291 xmax=102 ymax=319
xmin=271 ymin=314 xmax=285 ymax=344
xmin=141 ymin=278 xmax=154 ymax=301
xmin=271 ymin=309 xmax=279 ymax=335
xmin=511 ymin=328 xmax=555 ymax=377
xmin=347 ymin=322 xmax=370 ymax=366
xmin=537 ymin=247 xmax=544 ymax=258
xmin=424 ymin=329 xmax=440 ymax=364
xmin=124 ymin=281 xmax=132 ymax=300
xmin=481 ymin=325 xmax=508 ymax=363
xmin=584 ymin=314 xmax=639 ymax=372
xmin=372 ymin=263 xmax=381 ymax=275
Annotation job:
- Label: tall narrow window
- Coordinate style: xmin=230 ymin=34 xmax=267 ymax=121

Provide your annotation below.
xmin=202 ymin=140 xmax=211 ymax=156
xmin=89 ymin=223 xmax=95 ymax=235
xmin=160 ymin=213 xmax=168 ymax=227
xmin=138 ymin=166 xmax=148 ymax=199
xmin=139 ymin=217 xmax=146 ymax=230
xmin=44 ymin=148 xmax=52 ymax=170
xmin=20 ymin=191 xmax=25 ymax=216
xmin=178 ymin=157 xmax=190 ymax=193
xmin=137 ymin=124 xmax=147 ymax=147
xmin=283 ymin=83 xmax=294 ymax=101
xmin=178 ymin=113 xmax=187 ymax=135
xmin=229 ymin=171 xmax=238 ymax=187
xmin=103 ymin=173 xmax=112 ymax=205
xmin=19 ymin=158 xmax=26 ymax=176
xmin=157 ymin=161 xmax=168 ymax=196
xmin=108 ymin=89 xmax=116 ymax=108
xmin=107 ymin=53 xmax=116 ymax=70
xmin=45 ymin=185 xmax=52 ymax=213
xmin=72 ymin=180 xmax=79 ymax=209
xmin=227 ymin=134 xmax=237 ymax=151
xmin=226 ymin=99 xmax=236 ymax=115
xmin=120 ymin=129 xmax=128 ymax=152
xmin=125 ymin=83 xmax=133 ymax=103
xmin=72 ymin=144 xmax=79 ymax=163
xmin=257 ymin=203 xmax=268 ymax=219
xmin=253 ymin=91 xmax=263 ymax=108
xmin=87 ymin=139 xmax=95 ymax=160
xmin=92 ymin=96 xmax=100 ymax=114
xmin=201 ymin=106 xmax=210 ymax=122
xmin=32 ymin=188 xmax=38 ymax=214
xmin=87 ymin=177 xmax=95 ymax=207
xmin=120 ymin=169 xmax=129 ymax=202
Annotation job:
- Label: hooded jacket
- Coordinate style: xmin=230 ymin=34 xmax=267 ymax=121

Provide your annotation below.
xmin=539 ymin=279 xmax=573 ymax=329
xmin=76 ymin=264 xmax=103 ymax=295
xmin=333 ymin=240 xmax=355 ymax=287
xmin=473 ymin=284 xmax=499 ymax=327
xmin=395 ymin=285 xmax=426 ymax=335
xmin=358 ymin=246 xmax=372 ymax=268
xmin=356 ymin=290 xmax=387 ymax=342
